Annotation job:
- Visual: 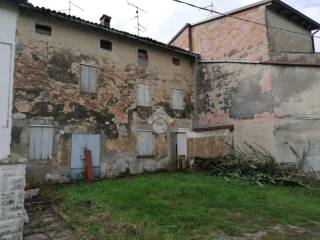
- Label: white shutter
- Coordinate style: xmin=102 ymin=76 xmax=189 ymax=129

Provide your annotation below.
xmin=137 ymin=84 xmax=150 ymax=106
xmin=137 ymin=131 xmax=154 ymax=156
xmin=29 ymin=127 xmax=42 ymax=160
xmin=144 ymin=85 xmax=151 ymax=107
xmin=177 ymin=133 xmax=187 ymax=156
xmin=81 ymin=65 xmax=89 ymax=92
xmin=172 ymin=89 xmax=184 ymax=110
xmin=88 ymin=67 xmax=97 ymax=93
xmin=178 ymin=90 xmax=184 ymax=109
xmin=172 ymin=89 xmax=178 ymax=109
xmin=81 ymin=65 xmax=97 ymax=93
xmin=137 ymin=84 xmax=145 ymax=106
xmin=29 ymin=126 xmax=53 ymax=160
xmin=41 ymin=127 xmax=54 ymax=160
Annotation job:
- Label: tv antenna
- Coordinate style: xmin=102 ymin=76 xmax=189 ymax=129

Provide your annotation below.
xmin=59 ymin=0 xmax=84 ymax=15
xmin=202 ymin=0 xmax=215 ymax=17
xmin=127 ymin=1 xmax=147 ymax=36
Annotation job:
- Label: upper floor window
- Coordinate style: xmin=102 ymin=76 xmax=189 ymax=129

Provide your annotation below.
xmin=100 ymin=39 xmax=112 ymax=51
xmin=172 ymin=88 xmax=184 ymax=110
xmin=80 ymin=65 xmax=98 ymax=94
xmin=172 ymin=58 xmax=180 ymax=66
xmin=138 ymin=49 xmax=149 ymax=65
xmin=35 ymin=24 xmax=52 ymax=36
xmin=137 ymin=83 xmax=151 ymax=107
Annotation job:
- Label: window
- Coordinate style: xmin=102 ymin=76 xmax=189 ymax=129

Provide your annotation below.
xmin=35 ymin=24 xmax=52 ymax=36
xmin=80 ymin=65 xmax=98 ymax=93
xmin=29 ymin=125 xmax=54 ymax=160
xmin=172 ymin=58 xmax=180 ymax=66
xmin=172 ymin=88 xmax=184 ymax=110
xmin=138 ymin=49 xmax=148 ymax=64
xmin=137 ymin=131 xmax=155 ymax=157
xmin=137 ymin=83 xmax=151 ymax=106
xmin=100 ymin=39 xmax=112 ymax=51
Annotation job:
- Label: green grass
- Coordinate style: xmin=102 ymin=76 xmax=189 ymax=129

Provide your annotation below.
xmin=55 ymin=172 xmax=320 ymax=240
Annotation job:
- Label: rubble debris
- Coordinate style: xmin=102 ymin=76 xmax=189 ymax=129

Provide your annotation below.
xmin=194 ymin=143 xmax=313 ymax=188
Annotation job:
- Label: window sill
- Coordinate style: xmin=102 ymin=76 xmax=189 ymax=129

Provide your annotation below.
xmin=137 ymin=155 xmax=155 ymax=159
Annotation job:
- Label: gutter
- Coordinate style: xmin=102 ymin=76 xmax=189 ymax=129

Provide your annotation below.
xmin=199 ymin=60 xmax=320 ymax=67
xmin=18 ymin=3 xmax=197 ymax=58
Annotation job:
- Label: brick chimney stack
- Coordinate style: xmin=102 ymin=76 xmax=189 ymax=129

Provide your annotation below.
xmin=100 ymin=14 xmax=111 ymax=28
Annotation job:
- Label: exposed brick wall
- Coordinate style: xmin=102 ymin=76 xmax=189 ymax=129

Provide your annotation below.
xmin=171 ymin=6 xmax=270 ymax=62
xmin=170 ymin=26 xmax=190 ymax=51
xmin=0 ymin=164 xmax=26 ymax=240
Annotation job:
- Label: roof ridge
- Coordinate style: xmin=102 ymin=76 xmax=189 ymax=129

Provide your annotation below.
xmin=15 ymin=1 xmax=197 ymax=57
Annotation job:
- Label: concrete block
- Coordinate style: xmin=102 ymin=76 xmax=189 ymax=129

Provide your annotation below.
xmin=0 ymin=164 xmax=26 ymax=239
xmin=0 ymin=232 xmax=22 ymax=240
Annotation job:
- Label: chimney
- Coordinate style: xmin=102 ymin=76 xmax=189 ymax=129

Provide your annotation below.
xmin=100 ymin=14 xmax=111 ymax=28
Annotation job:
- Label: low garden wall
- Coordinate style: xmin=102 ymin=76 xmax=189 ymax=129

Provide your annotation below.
xmin=0 ymin=163 xmax=26 ymax=240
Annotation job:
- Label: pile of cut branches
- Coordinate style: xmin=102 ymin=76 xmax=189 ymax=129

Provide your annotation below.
xmin=194 ymin=143 xmax=310 ymax=188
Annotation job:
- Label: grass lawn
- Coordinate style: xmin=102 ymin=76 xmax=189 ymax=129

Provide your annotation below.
xmin=54 ymin=172 xmax=320 ymax=240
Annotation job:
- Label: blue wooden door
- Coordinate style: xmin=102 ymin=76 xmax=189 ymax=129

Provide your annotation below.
xmin=70 ymin=134 xmax=101 ymax=180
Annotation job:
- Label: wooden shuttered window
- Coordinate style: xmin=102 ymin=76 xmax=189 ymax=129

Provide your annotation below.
xmin=80 ymin=65 xmax=98 ymax=93
xmin=29 ymin=126 xmax=54 ymax=160
xmin=171 ymin=88 xmax=184 ymax=110
xmin=137 ymin=131 xmax=155 ymax=157
xmin=137 ymin=83 xmax=151 ymax=107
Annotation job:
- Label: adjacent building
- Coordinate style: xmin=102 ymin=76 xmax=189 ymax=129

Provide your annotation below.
xmin=0 ymin=1 xmax=26 ymax=239
xmin=170 ymin=0 xmax=320 ymax=172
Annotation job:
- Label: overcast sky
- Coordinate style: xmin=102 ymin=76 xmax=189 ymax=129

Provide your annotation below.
xmin=28 ymin=0 xmax=320 ymax=47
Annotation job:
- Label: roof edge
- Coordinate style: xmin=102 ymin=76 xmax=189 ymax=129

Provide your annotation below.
xmin=16 ymin=2 xmax=197 ymax=58
xmin=191 ymin=0 xmax=272 ymax=27
xmin=168 ymin=23 xmax=190 ymax=45
xmin=271 ymin=0 xmax=320 ymax=30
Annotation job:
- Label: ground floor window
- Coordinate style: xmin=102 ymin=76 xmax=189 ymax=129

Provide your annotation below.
xmin=29 ymin=125 xmax=54 ymax=160
xmin=137 ymin=130 xmax=155 ymax=157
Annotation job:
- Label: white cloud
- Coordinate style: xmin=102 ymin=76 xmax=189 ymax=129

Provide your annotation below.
xmin=28 ymin=0 xmax=320 ymax=44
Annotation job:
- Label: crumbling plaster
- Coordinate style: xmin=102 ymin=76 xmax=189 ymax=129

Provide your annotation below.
xmin=11 ymin=11 xmax=195 ymax=181
xmin=266 ymin=8 xmax=314 ymax=54
xmin=196 ymin=62 xmax=320 ymax=171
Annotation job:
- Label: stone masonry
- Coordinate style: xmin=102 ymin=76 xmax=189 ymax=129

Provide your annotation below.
xmin=10 ymin=6 xmax=196 ymax=182
xmin=0 ymin=164 xmax=26 ymax=240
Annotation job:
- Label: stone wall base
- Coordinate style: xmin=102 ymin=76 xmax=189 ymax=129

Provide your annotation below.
xmin=0 ymin=164 xmax=26 ymax=240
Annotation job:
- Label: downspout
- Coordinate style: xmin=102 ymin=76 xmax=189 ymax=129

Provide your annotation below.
xmin=312 ymin=29 xmax=319 ymax=53
xmin=188 ymin=24 xmax=193 ymax=52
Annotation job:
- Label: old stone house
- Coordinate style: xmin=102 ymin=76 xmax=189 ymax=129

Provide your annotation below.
xmin=3 ymin=0 xmax=320 ymax=183
xmin=8 ymin=0 xmax=197 ymax=182
xmin=170 ymin=0 xmax=320 ymax=172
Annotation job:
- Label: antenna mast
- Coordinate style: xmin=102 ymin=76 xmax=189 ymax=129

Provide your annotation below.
xmin=67 ymin=0 xmax=84 ymax=15
xmin=202 ymin=0 xmax=215 ymax=17
xmin=127 ymin=1 xmax=147 ymax=36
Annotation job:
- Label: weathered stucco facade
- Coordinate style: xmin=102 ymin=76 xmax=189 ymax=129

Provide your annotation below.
xmin=11 ymin=5 xmax=196 ymax=182
xmin=6 ymin=0 xmax=320 ymax=183
xmin=171 ymin=0 xmax=320 ymax=172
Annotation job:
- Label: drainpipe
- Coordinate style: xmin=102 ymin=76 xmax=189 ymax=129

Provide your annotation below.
xmin=312 ymin=29 xmax=319 ymax=53
xmin=188 ymin=24 xmax=193 ymax=52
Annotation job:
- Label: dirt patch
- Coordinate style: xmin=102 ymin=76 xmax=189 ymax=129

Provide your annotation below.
xmin=23 ymin=195 xmax=74 ymax=240
xmin=216 ymin=223 xmax=320 ymax=240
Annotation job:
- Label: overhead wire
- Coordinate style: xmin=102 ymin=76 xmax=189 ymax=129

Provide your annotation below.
xmin=171 ymin=0 xmax=320 ymax=40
